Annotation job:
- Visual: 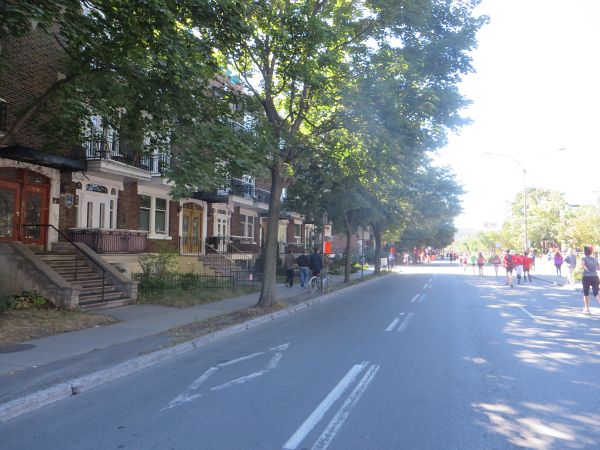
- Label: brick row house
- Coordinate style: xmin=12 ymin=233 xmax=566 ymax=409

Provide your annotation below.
xmin=0 ymin=26 xmax=312 ymax=309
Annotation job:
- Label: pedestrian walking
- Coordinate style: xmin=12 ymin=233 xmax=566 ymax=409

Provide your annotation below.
xmin=296 ymin=248 xmax=310 ymax=288
xmin=554 ymin=251 xmax=564 ymax=277
xmin=523 ymin=251 xmax=533 ymax=282
xmin=284 ymin=248 xmax=295 ymax=287
xmin=477 ymin=252 xmax=485 ymax=276
xmin=565 ymin=250 xmax=577 ymax=285
xmin=503 ymin=249 xmax=514 ymax=287
xmin=580 ymin=246 xmax=599 ymax=314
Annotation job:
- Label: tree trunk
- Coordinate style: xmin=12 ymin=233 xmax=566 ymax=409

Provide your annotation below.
xmin=373 ymin=223 xmax=382 ymax=274
xmin=344 ymin=228 xmax=352 ymax=283
xmin=256 ymin=164 xmax=284 ymax=308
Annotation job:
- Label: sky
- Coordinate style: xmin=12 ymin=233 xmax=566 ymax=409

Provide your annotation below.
xmin=435 ymin=0 xmax=600 ymax=230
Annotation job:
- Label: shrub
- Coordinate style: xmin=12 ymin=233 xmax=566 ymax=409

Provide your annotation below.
xmin=139 ymin=251 xmax=177 ymax=276
xmin=0 ymin=291 xmax=47 ymax=312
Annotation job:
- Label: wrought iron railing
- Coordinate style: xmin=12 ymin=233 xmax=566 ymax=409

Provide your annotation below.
xmin=83 ymin=138 xmax=171 ymax=175
xmin=255 ymin=188 xmax=270 ymax=204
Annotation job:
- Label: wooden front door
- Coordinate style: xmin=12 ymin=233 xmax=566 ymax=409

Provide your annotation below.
xmin=21 ymin=184 xmax=49 ymax=245
xmin=0 ymin=180 xmax=21 ymax=241
xmin=0 ymin=169 xmax=50 ymax=247
xmin=181 ymin=203 xmax=203 ymax=253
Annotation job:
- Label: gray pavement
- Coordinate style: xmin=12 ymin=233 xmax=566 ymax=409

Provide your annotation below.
xmin=0 ymin=258 xmax=572 ymax=424
xmin=0 ymin=268 xmax=375 ymax=423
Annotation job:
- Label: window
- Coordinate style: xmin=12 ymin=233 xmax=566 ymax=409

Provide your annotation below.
xmin=217 ymin=217 xmax=228 ymax=236
xmin=242 ymin=215 xmax=255 ymax=239
xmin=139 ymin=195 xmax=151 ymax=231
xmin=155 ymin=198 xmax=167 ymax=234
xmin=99 ymin=203 xmax=105 ymax=228
xmin=86 ymin=183 xmax=108 ymax=193
xmin=86 ymin=202 xmax=93 ymax=228
xmin=295 ymin=224 xmax=301 ymax=238
xmin=109 ymin=200 xmax=114 ymax=229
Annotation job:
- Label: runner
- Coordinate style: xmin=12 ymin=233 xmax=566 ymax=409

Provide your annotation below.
xmin=523 ymin=250 xmax=533 ymax=282
xmin=491 ymin=253 xmax=501 ymax=276
xmin=514 ymin=251 xmax=524 ymax=284
xmin=565 ymin=250 xmax=577 ymax=285
xmin=503 ymin=249 xmax=514 ymax=288
xmin=477 ymin=252 xmax=485 ymax=276
xmin=470 ymin=253 xmax=477 ymax=274
xmin=580 ymin=246 xmax=599 ymax=314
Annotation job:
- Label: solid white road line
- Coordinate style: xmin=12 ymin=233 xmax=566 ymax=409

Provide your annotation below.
xmin=217 ymin=352 xmax=265 ymax=367
xmin=189 ymin=366 xmax=219 ymax=390
xmin=397 ymin=313 xmax=414 ymax=333
xmin=423 ymin=284 xmax=429 ymax=290
xmin=160 ymin=392 xmax=203 ymax=411
xmin=267 ymin=352 xmax=284 ymax=370
xmin=211 ymin=370 xmax=267 ymax=391
xmin=386 ymin=318 xmax=400 ymax=332
xmin=410 ymin=294 xmax=419 ymax=303
xmin=311 ymin=365 xmax=380 ymax=450
xmin=271 ymin=343 xmax=290 ymax=351
xmin=418 ymin=294 xmax=426 ymax=303
xmin=282 ymin=362 xmax=369 ymax=450
xmin=518 ymin=306 xmax=538 ymax=322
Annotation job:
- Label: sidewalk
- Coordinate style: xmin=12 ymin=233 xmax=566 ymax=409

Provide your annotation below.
xmin=0 ymin=269 xmax=375 ymax=423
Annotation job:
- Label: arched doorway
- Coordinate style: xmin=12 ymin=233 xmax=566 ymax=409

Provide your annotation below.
xmin=181 ymin=202 xmax=203 ymax=254
xmin=0 ymin=167 xmax=50 ymax=247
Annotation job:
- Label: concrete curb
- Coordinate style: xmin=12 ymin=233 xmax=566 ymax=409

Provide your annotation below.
xmin=0 ymin=275 xmax=385 ymax=424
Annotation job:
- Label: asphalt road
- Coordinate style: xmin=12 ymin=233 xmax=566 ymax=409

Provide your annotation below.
xmin=2 ymin=262 xmax=600 ymax=450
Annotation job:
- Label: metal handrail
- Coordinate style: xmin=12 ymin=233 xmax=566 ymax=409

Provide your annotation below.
xmin=22 ymin=224 xmax=107 ymax=303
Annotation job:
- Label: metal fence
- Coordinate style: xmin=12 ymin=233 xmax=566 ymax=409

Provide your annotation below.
xmin=132 ymin=271 xmax=259 ymax=292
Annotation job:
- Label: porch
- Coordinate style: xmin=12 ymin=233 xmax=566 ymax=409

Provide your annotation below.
xmin=67 ymin=229 xmax=149 ymax=254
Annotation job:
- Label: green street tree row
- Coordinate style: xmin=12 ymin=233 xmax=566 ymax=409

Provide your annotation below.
xmin=1 ymin=0 xmax=487 ymax=307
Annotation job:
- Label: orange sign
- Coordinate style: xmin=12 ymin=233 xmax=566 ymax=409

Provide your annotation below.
xmin=323 ymin=241 xmax=332 ymax=254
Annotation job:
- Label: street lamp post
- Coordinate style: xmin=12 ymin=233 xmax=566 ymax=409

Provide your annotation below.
xmin=484 ymin=148 xmax=566 ymax=253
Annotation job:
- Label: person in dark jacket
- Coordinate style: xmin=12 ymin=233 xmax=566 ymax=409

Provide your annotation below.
xmin=283 ymin=248 xmax=295 ymax=287
xmin=309 ymin=247 xmax=323 ymax=276
xmin=296 ymin=249 xmax=310 ymax=287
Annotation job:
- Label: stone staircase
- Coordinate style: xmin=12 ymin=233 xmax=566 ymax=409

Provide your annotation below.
xmin=37 ymin=254 xmax=131 ymax=310
xmin=199 ymin=253 xmax=254 ymax=280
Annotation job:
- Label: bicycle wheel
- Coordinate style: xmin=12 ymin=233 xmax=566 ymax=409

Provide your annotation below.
xmin=308 ymin=276 xmax=318 ymax=293
xmin=321 ymin=275 xmax=330 ymax=293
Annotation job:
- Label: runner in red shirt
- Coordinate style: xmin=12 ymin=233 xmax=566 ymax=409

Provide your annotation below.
xmin=514 ymin=253 xmax=524 ymax=284
xmin=522 ymin=251 xmax=533 ymax=282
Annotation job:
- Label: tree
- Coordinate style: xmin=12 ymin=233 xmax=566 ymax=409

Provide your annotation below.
xmin=1 ymin=0 xmax=251 ymax=185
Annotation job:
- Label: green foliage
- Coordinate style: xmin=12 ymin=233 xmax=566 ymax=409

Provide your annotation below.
xmin=139 ymin=250 xmax=177 ymax=277
xmin=0 ymin=291 xmax=47 ymax=313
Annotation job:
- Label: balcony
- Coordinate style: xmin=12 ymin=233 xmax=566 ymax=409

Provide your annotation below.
xmin=68 ymin=229 xmax=149 ymax=253
xmin=255 ymin=188 xmax=270 ymax=208
xmin=83 ymin=138 xmax=171 ymax=179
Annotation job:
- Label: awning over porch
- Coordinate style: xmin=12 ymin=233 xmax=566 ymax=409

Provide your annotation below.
xmin=0 ymin=145 xmax=87 ymax=171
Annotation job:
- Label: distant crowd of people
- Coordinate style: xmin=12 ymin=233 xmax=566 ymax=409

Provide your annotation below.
xmin=447 ymin=247 xmax=599 ymax=314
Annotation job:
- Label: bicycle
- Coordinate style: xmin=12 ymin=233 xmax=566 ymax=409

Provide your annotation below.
xmin=307 ymin=270 xmax=330 ymax=294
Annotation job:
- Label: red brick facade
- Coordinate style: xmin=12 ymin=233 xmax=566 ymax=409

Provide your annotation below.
xmin=1 ymin=27 xmax=65 ymax=152
xmin=117 ymin=181 xmax=140 ymax=230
